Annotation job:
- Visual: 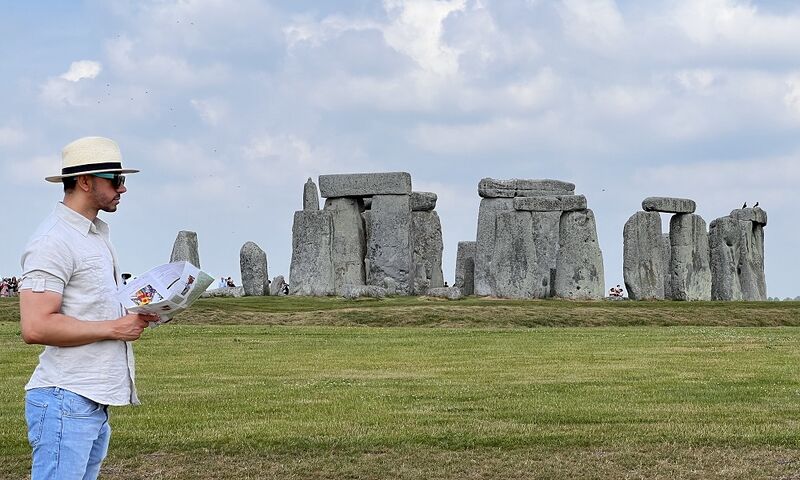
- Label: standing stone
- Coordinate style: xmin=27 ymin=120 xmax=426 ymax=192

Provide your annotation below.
xmin=454 ymin=241 xmax=476 ymax=296
xmin=366 ymin=195 xmax=413 ymax=294
xmin=410 ymin=192 xmax=437 ymax=211
xmin=554 ymin=209 xmax=604 ymax=299
xmin=270 ymin=275 xmax=287 ymax=296
xmin=240 ymin=241 xmax=268 ymax=296
xmin=324 ymin=198 xmax=366 ymax=294
xmin=669 ymin=214 xmax=711 ymax=301
xmin=411 ymin=210 xmax=444 ymax=294
xmin=474 ymin=197 xmax=514 ymax=296
xmin=319 ymin=172 xmax=412 ymax=198
xmin=289 ymin=210 xmax=335 ymax=296
xmin=709 ymin=216 xmax=743 ymax=301
xmin=170 ymin=230 xmax=200 ymax=268
xmin=622 ymin=211 xmax=665 ymax=300
xmin=492 ymin=211 xmax=538 ymax=298
xmin=737 ymin=222 xmax=767 ymax=301
xmin=642 ymin=197 xmax=697 ymax=214
xmin=530 ymin=211 xmax=562 ymax=298
xmin=303 ymin=178 xmax=319 ymax=211
xmin=730 ymin=207 xmax=767 ymax=226
xmin=661 ymin=234 xmax=672 ymax=299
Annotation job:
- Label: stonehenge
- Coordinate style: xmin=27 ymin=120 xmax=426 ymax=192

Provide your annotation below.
xmin=454 ymin=241 xmax=476 ymax=296
xmin=289 ymin=173 xmax=445 ymax=297
xmin=240 ymin=241 xmax=269 ymax=296
xmin=623 ymin=199 xmax=766 ymax=301
xmin=170 ymin=230 xmax=201 ymax=267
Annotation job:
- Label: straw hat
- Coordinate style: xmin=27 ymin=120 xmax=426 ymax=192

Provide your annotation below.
xmin=45 ymin=136 xmax=140 ymax=183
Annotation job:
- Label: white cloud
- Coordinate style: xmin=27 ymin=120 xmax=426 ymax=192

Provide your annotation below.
xmin=785 ymin=75 xmax=800 ymax=117
xmin=60 ymin=60 xmax=102 ymax=82
xmin=190 ymin=98 xmax=228 ymax=126
xmin=0 ymin=127 xmax=26 ymax=148
xmin=676 ymin=69 xmax=716 ymax=92
xmin=559 ymin=0 xmax=625 ymax=50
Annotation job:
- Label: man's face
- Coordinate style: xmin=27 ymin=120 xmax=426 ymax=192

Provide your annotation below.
xmin=89 ymin=175 xmax=127 ymax=213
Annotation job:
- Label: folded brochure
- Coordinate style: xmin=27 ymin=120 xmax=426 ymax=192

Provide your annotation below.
xmin=116 ymin=261 xmax=214 ymax=324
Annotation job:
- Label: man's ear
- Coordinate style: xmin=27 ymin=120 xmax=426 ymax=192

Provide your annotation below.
xmin=76 ymin=175 xmax=93 ymax=192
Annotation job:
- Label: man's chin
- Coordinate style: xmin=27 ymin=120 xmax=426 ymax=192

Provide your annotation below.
xmin=101 ymin=205 xmax=118 ymax=213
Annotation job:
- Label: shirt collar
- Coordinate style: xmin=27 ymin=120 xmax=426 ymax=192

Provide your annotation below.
xmin=54 ymin=202 xmax=109 ymax=237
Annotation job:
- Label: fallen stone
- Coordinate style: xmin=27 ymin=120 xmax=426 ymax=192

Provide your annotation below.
xmin=341 ymin=284 xmax=387 ymax=299
xmin=454 ymin=241 xmax=476 ymax=296
xmin=426 ymin=286 xmax=463 ymax=300
xmin=303 ymin=178 xmax=319 ymax=211
xmin=730 ymin=207 xmax=767 ymax=226
xmin=410 ymin=191 xmax=437 ymax=211
xmin=170 ymin=230 xmax=201 ymax=268
xmin=513 ymin=195 xmax=587 ymax=212
xmin=240 ymin=241 xmax=269 ymax=296
xmin=474 ymin=197 xmax=514 ymax=296
xmin=201 ymin=286 xmax=245 ymax=298
xmin=366 ymin=195 xmax=414 ymax=294
xmin=270 ymin=275 xmax=287 ymax=296
xmin=622 ymin=211 xmax=665 ymax=300
xmin=411 ymin=210 xmax=444 ymax=294
xmin=642 ymin=197 xmax=696 ymax=214
xmin=669 ymin=213 xmax=711 ymax=301
xmin=289 ymin=210 xmax=335 ymax=296
xmin=324 ymin=197 xmax=366 ymax=294
xmin=554 ymin=209 xmax=604 ymax=299
xmin=478 ymin=178 xmax=575 ymax=198
xmin=319 ymin=172 xmax=412 ymax=198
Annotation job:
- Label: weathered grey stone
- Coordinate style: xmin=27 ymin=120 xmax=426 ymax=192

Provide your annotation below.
xmin=303 ymin=178 xmax=319 ymax=211
xmin=642 ymin=197 xmax=696 ymax=214
xmin=341 ymin=284 xmax=387 ymax=299
xmin=478 ymin=178 xmax=575 ymax=198
xmin=554 ymin=209 xmax=604 ymax=299
xmin=622 ymin=211 xmax=665 ymax=300
xmin=669 ymin=214 xmax=711 ymax=301
xmin=474 ymin=198 xmax=514 ymax=296
xmin=170 ymin=230 xmax=200 ymax=267
xmin=410 ymin=191 xmax=437 ymax=211
xmin=454 ymin=241 xmax=476 ymax=296
xmin=366 ymin=195 xmax=413 ymax=294
xmin=411 ymin=210 xmax=444 ymax=294
xmin=661 ymin=234 xmax=672 ymax=300
xmin=319 ymin=172 xmax=412 ymax=198
xmin=531 ymin=211 xmax=562 ymax=298
xmin=491 ymin=211 xmax=538 ymax=298
xmin=426 ymin=286 xmax=463 ymax=300
xmin=513 ymin=195 xmax=587 ymax=212
xmin=730 ymin=207 xmax=767 ymax=226
xmin=383 ymin=277 xmax=398 ymax=295
xmin=200 ymin=286 xmax=245 ymax=298
xmin=240 ymin=241 xmax=269 ymax=296
xmin=289 ymin=210 xmax=335 ymax=296
xmin=709 ymin=215 xmax=767 ymax=301
xmin=324 ymin=197 xmax=366 ymax=294
xmin=270 ymin=275 xmax=287 ymax=296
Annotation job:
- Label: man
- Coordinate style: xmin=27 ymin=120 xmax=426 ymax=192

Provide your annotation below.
xmin=19 ymin=136 xmax=158 ymax=479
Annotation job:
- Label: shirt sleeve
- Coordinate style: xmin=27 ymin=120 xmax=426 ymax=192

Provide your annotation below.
xmin=20 ymin=234 xmax=74 ymax=291
xmin=19 ymin=270 xmax=66 ymax=294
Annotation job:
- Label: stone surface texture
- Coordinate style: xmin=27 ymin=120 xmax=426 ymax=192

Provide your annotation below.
xmin=479 ymin=178 xmax=575 ymax=198
xmin=410 ymin=191 xmax=437 ymax=211
xmin=411 ymin=210 xmax=444 ymax=294
xmin=270 ymin=275 xmax=287 ymax=296
xmin=170 ymin=230 xmax=201 ymax=268
xmin=642 ymin=197 xmax=697 ymax=214
xmin=491 ymin=211 xmax=539 ymax=298
xmin=426 ymin=286 xmax=463 ymax=300
xmin=669 ymin=213 xmax=711 ymax=301
xmin=661 ymin=234 xmax=673 ymax=299
xmin=319 ymin=172 xmax=411 ymax=198
xmin=513 ymin=195 xmax=587 ymax=212
xmin=709 ymin=215 xmax=767 ymax=301
xmin=239 ymin=241 xmax=269 ymax=296
xmin=530 ymin=211 xmax=562 ymax=298
xmin=289 ymin=210 xmax=335 ymax=296
xmin=341 ymin=284 xmax=387 ymax=299
xmin=474 ymin=198 xmax=514 ymax=296
xmin=324 ymin=197 xmax=366 ymax=294
xmin=554 ymin=209 xmax=604 ymax=299
xmin=365 ymin=195 xmax=414 ymax=294
xmin=303 ymin=178 xmax=319 ymax=211
xmin=730 ymin=207 xmax=767 ymax=226
xmin=622 ymin=211 xmax=665 ymax=300
xmin=454 ymin=241 xmax=476 ymax=296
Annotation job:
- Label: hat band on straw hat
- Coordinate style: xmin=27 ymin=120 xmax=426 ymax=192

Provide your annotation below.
xmin=62 ymin=162 xmax=123 ymax=176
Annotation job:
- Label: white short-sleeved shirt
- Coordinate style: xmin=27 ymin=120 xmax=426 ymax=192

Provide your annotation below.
xmin=20 ymin=202 xmax=139 ymax=406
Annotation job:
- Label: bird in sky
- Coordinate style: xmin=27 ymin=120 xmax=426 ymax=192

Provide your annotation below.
xmin=742 ymin=202 xmax=747 ymax=208
xmin=754 ymin=202 xmax=759 ymax=207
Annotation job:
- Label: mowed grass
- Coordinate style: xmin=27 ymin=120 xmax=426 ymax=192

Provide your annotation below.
xmin=2 ymin=297 xmax=800 ymax=478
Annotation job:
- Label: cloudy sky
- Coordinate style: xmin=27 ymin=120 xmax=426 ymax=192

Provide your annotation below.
xmin=2 ymin=0 xmax=799 ymax=298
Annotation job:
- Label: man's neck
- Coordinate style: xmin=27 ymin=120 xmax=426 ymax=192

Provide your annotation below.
xmin=63 ymin=195 xmax=99 ymax=222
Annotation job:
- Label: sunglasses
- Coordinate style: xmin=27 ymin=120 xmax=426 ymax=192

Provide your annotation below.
xmin=92 ymin=173 xmax=126 ymax=188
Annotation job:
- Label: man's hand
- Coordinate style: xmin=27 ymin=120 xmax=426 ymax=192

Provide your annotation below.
xmin=110 ymin=313 xmax=160 ymax=341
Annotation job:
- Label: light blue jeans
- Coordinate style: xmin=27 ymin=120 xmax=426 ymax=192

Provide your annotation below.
xmin=25 ymin=387 xmax=111 ymax=480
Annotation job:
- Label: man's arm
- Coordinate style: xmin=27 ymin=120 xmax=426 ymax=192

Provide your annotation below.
xmin=19 ymin=289 xmax=157 ymax=347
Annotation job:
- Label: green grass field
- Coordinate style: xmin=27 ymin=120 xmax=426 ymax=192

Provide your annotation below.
xmin=2 ymin=297 xmax=800 ymax=479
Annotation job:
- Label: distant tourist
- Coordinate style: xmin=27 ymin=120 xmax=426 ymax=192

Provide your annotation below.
xmin=0 ymin=278 xmax=9 ymax=297
xmin=226 ymin=277 xmax=236 ymax=287
xmin=282 ymin=283 xmax=289 ymax=295
xmin=443 ymin=281 xmax=449 ymax=287
xmin=609 ymin=285 xmax=624 ymax=298
xmin=218 ymin=277 xmax=226 ymax=289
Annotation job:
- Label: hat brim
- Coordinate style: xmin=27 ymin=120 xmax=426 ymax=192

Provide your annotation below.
xmin=45 ymin=168 xmax=140 ymax=183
